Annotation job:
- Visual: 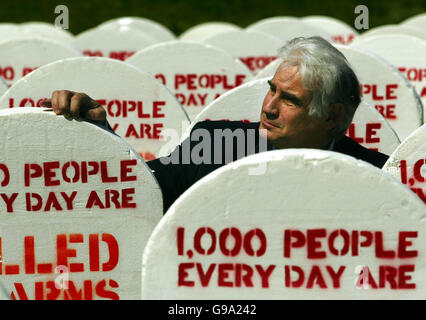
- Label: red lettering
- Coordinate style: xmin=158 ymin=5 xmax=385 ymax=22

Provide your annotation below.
xmin=306 ymin=265 xmax=327 ymax=288
xmin=89 ymin=234 xmax=100 ymax=272
xmin=413 ymin=159 xmax=425 ymax=182
xmin=57 ymin=234 xmax=77 ymax=269
xmin=398 ymin=232 xmax=418 ymax=258
xmin=0 ymin=66 xmax=15 ymax=81
xmin=196 ymin=263 xmax=216 ymax=287
xmin=102 ymin=234 xmax=119 ymax=272
xmin=24 ymin=236 xmax=35 ymax=274
xmin=218 ymin=263 xmax=233 ymax=287
xmin=193 ymin=227 xmax=216 ymax=255
xmin=283 ymin=229 xmax=305 ymax=258
xmin=365 ymin=123 xmax=381 ymax=143
xmin=375 ymin=231 xmax=396 ymax=258
xmin=120 ymin=159 xmax=137 ymax=182
xmin=307 ymin=229 xmax=326 ymax=259
xmin=178 ymin=263 xmax=194 ymax=287
xmin=24 ymin=163 xmax=43 ymax=186
xmin=285 ymin=265 xmax=305 ymax=288
xmin=176 ymin=227 xmax=185 ymax=256
xmin=95 ymin=279 xmax=119 ymax=300
xmin=328 ymin=229 xmax=350 ymax=256
xmin=326 ymin=265 xmax=346 ymax=288
xmin=0 ymin=193 xmax=18 ymax=212
xmin=398 ymin=265 xmax=416 ymax=289
xmin=219 ymin=228 xmax=242 ymax=257
xmin=255 ymin=265 xmax=275 ymax=288
xmin=243 ymin=228 xmax=267 ymax=257
xmin=121 ymin=188 xmax=136 ymax=208
xmin=100 ymin=161 xmax=118 ymax=183
xmin=153 ymin=101 xmax=165 ymax=118
xmin=346 ymin=123 xmax=364 ymax=143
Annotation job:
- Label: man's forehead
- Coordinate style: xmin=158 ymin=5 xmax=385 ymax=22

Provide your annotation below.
xmin=271 ymin=62 xmax=303 ymax=86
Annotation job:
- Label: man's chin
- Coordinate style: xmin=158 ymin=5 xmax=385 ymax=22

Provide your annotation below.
xmin=258 ymin=124 xmax=271 ymax=139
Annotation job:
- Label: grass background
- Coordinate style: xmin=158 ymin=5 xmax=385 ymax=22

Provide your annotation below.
xmin=0 ymin=0 xmax=424 ymax=36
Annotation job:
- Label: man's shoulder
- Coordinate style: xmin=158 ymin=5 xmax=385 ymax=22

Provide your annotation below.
xmin=334 ymin=135 xmax=389 ymax=168
xmin=192 ymin=120 xmax=259 ymax=132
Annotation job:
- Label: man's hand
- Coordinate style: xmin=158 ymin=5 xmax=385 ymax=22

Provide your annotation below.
xmin=40 ymin=90 xmax=107 ymax=126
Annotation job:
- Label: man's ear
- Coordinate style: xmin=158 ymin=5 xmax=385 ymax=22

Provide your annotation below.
xmin=325 ymin=103 xmax=344 ymax=129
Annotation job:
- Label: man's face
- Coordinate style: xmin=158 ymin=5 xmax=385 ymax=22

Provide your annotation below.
xmin=259 ymin=63 xmax=329 ymax=149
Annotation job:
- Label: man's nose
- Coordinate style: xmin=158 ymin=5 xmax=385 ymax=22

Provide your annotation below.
xmin=262 ymin=94 xmax=279 ymax=117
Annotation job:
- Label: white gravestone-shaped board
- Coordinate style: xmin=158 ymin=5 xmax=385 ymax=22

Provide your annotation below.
xmin=383 ymin=124 xmax=426 ymax=205
xmin=401 ymin=13 xmax=426 ymax=30
xmin=0 ymin=57 xmax=189 ymax=161
xmin=185 ymin=77 xmax=399 ymax=155
xmin=0 ymin=108 xmax=162 ymax=300
xmin=0 ymin=38 xmax=82 ymax=87
xmin=97 ymin=17 xmax=176 ymax=42
xmin=351 ymin=35 xmax=426 ymax=123
xmin=246 ymin=17 xmax=332 ymax=43
xmin=301 ymin=16 xmax=358 ymax=45
xmin=141 ymin=149 xmax=426 ymax=299
xmin=179 ymin=22 xmax=242 ymax=42
xmin=255 ymin=46 xmax=424 ymax=142
xmin=20 ymin=22 xmax=75 ymax=44
xmin=357 ymin=25 xmax=426 ymax=41
xmin=72 ymin=26 xmax=159 ymax=61
xmin=202 ymin=30 xmax=282 ymax=75
xmin=127 ymin=41 xmax=254 ymax=121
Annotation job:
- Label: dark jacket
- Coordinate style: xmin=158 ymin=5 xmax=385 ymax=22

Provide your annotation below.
xmin=148 ymin=120 xmax=389 ymax=213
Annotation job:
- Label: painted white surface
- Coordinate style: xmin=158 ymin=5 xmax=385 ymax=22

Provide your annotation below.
xmin=142 ymin=149 xmax=426 ymax=299
xmin=0 ymin=107 xmax=163 ymax=299
xmin=127 ymin=41 xmax=254 ymax=121
xmin=246 ymin=16 xmax=332 ymax=43
xmin=20 ymin=22 xmax=74 ymax=43
xmin=401 ymin=13 xmax=426 ymax=30
xmin=73 ymin=26 xmax=159 ymax=61
xmin=97 ymin=16 xmax=175 ymax=42
xmin=179 ymin=22 xmax=242 ymax=42
xmin=0 ymin=57 xmax=189 ymax=161
xmin=0 ymin=37 xmax=81 ymax=87
xmin=301 ymin=15 xmax=358 ymax=44
xmin=203 ymin=29 xmax=282 ymax=74
xmin=356 ymin=24 xmax=426 ymax=41
xmin=0 ymin=77 xmax=7 ymax=96
xmin=0 ymin=22 xmax=73 ymax=44
xmin=383 ymin=124 xmax=426 ymax=205
xmin=351 ymin=35 xmax=426 ymax=124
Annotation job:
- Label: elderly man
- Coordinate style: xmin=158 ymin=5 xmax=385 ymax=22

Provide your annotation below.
xmin=42 ymin=37 xmax=388 ymax=212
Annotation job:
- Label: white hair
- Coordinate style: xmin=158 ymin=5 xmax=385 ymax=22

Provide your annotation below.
xmin=277 ymin=36 xmax=361 ymax=138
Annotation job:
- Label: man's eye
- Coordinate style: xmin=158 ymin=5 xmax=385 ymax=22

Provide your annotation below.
xmin=283 ymin=99 xmax=296 ymax=107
